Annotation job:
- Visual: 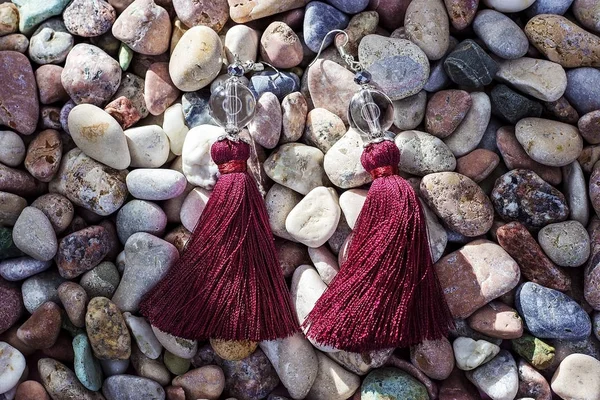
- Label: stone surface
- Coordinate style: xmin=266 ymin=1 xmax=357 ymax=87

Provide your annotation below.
xmin=511 ymin=334 xmax=555 ymax=370
xmin=0 ymin=342 xmax=25 ymax=394
xmin=538 ymin=221 xmax=590 ymax=267
xmin=444 ymin=40 xmax=499 ymax=88
xmin=0 ymin=130 xmax=25 ymax=168
xmin=392 ymin=91 xmax=427 ymax=131
xmin=31 ymin=193 xmax=74 ymax=234
xmin=73 ymin=333 xmax=103 ymax=391
xmin=303 ymin=1 xmax=349 ymax=53
xmin=323 ymin=128 xmax=372 ymax=189
xmin=395 ymin=130 xmax=456 ymax=176
xmin=0 ymin=279 xmax=23 ymax=335
xmin=152 ymin=326 xmax=197 ymax=359
xmin=0 ymin=51 xmax=38 ymax=135
xmin=443 ymin=92 xmax=491 ymax=157
xmin=0 ymin=257 xmax=51 ymax=281
xmin=38 ymin=358 xmax=103 ymax=400
xmin=58 ymin=282 xmax=88 ymax=328
xmin=410 ymin=338 xmax=454 ymax=380
xmin=453 ymin=337 xmax=500 ymax=371
xmin=63 ymin=0 xmax=114 ymax=37
xmin=86 ymin=296 xmax=131 ymax=360
xmin=172 ymin=365 xmax=225 ymax=400
xmin=490 ymin=84 xmax=543 ymax=124
xmin=145 ymin=62 xmax=179 ymax=116
xmin=112 ymin=0 xmax=170 ymax=55
xmin=467 ymin=301 xmax=523 ymax=340
xmin=20 ymin=270 xmax=64 ymax=313
xmin=465 ymin=350 xmax=519 ymax=400
xmin=265 ymin=143 xmax=328 ymax=195
xmin=551 ymin=354 xmax=600 ymax=400
xmin=473 ymin=10 xmax=528 ymax=59
xmin=307 ymin=351 xmax=360 ymax=400
xmin=248 ymin=92 xmax=282 ymax=149
xmin=303 ymin=108 xmax=346 ymax=153
xmin=455 ymin=149 xmax=499 ymax=183
xmin=574 ymin=0 xmax=600 ymax=33
xmin=14 ymin=381 xmax=51 ymax=400
xmin=495 ymin=57 xmax=567 ymax=102
xmin=425 ymin=90 xmax=472 ymax=138
xmin=102 ymin=375 xmax=165 ymax=400
xmin=361 ymin=367 xmax=429 ymax=400
xmin=56 ymin=226 xmax=111 ymax=279
xmin=124 ymin=312 xmax=162 ymax=360
xmin=404 ymin=0 xmax=449 ymax=60
xmin=125 ymin=125 xmax=170 ymax=168
xmin=12 ymin=206 xmax=57 ymax=262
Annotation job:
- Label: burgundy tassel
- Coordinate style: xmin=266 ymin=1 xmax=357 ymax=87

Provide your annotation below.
xmin=303 ymin=140 xmax=453 ymax=352
xmin=140 ymin=138 xmax=299 ymax=341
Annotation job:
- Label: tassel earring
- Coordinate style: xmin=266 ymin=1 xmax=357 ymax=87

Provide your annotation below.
xmin=140 ymin=59 xmax=299 ymax=341
xmin=303 ymin=31 xmax=454 ymax=353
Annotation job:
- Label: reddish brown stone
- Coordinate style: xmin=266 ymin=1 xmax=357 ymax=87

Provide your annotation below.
xmin=0 ymin=163 xmax=45 ymax=197
xmin=578 ymin=145 xmax=600 ymax=173
xmin=15 ymin=381 xmax=51 ymax=400
xmin=517 ymin=359 xmax=552 ymax=400
xmin=166 ymin=385 xmax=186 ymax=400
xmin=543 ymin=96 xmax=580 ymax=125
xmin=439 ymin=367 xmax=481 ymax=400
xmin=496 ymin=222 xmax=571 ymax=291
xmin=40 ymin=332 xmax=75 ymax=363
xmin=0 ymin=325 xmax=35 ymax=356
xmin=467 ymin=301 xmax=524 ymax=339
xmin=0 ymin=51 xmax=39 ymax=135
xmin=410 ymin=337 xmax=454 ymax=380
xmin=24 ymin=129 xmax=62 ymax=183
xmin=368 ymin=0 xmax=412 ymax=30
xmin=171 ymin=366 xmax=225 ymax=400
xmin=56 ymin=226 xmax=111 ymax=279
xmin=456 ymin=149 xmax=499 ymax=183
xmin=58 ymin=282 xmax=88 ymax=328
xmin=579 ymin=110 xmax=600 ymax=145
xmin=0 ymin=277 xmax=23 ymax=334
xmin=425 ymin=90 xmax=472 ymax=138
xmin=35 ymin=65 xmax=69 ymax=105
xmin=163 ymin=225 xmax=191 ymax=255
xmin=444 ymin=0 xmax=479 ymax=30
xmin=496 ymin=126 xmax=562 ymax=185
xmin=17 ymin=301 xmax=61 ymax=349
xmin=0 ymin=34 xmax=28 ymax=53
xmin=145 ymin=62 xmax=180 ymax=116
xmin=104 ymin=96 xmax=142 ymax=129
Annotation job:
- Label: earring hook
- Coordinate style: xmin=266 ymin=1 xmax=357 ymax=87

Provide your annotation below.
xmin=308 ymin=29 xmax=362 ymax=72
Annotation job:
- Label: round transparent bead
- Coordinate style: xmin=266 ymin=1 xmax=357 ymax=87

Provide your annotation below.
xmin=347 ymin=87 xmax=394 ymax=138
xmin=209 ymin=78 xmax=256 ymax=132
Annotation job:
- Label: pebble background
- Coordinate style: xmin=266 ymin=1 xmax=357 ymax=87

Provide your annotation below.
xmin=0 ymin=0 xmax=600 ymax=399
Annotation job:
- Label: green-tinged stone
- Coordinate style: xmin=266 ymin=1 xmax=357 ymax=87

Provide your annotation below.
xmin=0 ymin=227 xmax=24 ymax=260
xmin=119 ymin=43 xmax=133 ymax=71
xmin=12 ymin=0 xmax=71 ymax=34
xmin=73 ymin=333 xmax=103 ymax=391
xmin=512 ymin=334 xmax=555 ymax=369
xmin=361 ymin=367 xmax=429 ymax=400
xmin=164 ymin=350 xmax=191 ymax=375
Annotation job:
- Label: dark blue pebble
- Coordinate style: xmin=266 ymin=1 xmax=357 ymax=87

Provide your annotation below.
xmin=564 ymin=67 xmax=600 ymax=115
xmin=249 ymin=71 xmax=300 ymax=101
xmin=182 ymin=89 xmax=216 ymax=128
xmin=325 ymin=0 xmax=369 ymax=14
xmin=303 ymin=1 xmax=350 ymax=53
xmin=526 ymin=0 xmax=574 ymax=16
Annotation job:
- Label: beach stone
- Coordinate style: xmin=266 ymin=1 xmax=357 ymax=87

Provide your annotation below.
xmin=453 ymin=337 xmax=500 ymax=370
xmin=260 ymin=333 xmax=318 ymax=399
xmin=308 ymin=59 xmax=359 ymax=123
xmin=425 ymin=90 xmax=472 ymax=138
xmin=443 ymin=92 xmax=491 ymax=157
xmin=265 ymin=184 xmax=302 ymax=241
xmin=260 ymin=22 xmax=302 ymax=69
xmin=574 ymin=0 xmax=600 ymax=32
xmin=0 ymin=164 xmax=43 ymax=197
xmin=323 ymin=128 xmax=372 ymax=189
xmin=490 ymin=84 xmax=543 ymax=124
xmin=326 ymin=0 xmax=368 ymax=13
xmin=495 ymin=57 xmax=567 ymax=102
xmin=162 ymin=104 xmax=188 ymax=155
xmin=392 ymin=91 xmax=427 ymax=131
xmin=0 ymin=3 xmax=18 ymax=36
xmin=0 ymin=192 xmax=26 ymax=227
xmin=482 ymin=0 xmax=535 ymax=11
xmin=579 ymin=110 xmax=600 ymax=144
xmin=170 ymin=26 xmax=222 ymax=92
xmin=496 ymin=126 xmax=562 ymax=185
xmin=358 ymin=35 xmax=430 ymax=100
xmin=473 ymin=10 xmax=528 ymax=59
xmin=307 ymin=351 xmax=360 ymax=400
xmin=0 ymin=33 xmax=28 ymax=52
xmin=444 ymin=0 xmax=479 ymax=30
xmin=80 ymin=261 xmax=120 ymax=299
xmin=126 ymin=169 xmax=186 ymax=201
xmin=56 ymin=226 xmax=111 ymax=279
xmin=303 ymin=1 xmax=349 ymax=53
xmin=0 ymin=51 xmax=38 ymax=135
xmin=333 ymin=10 xmax=378 ymax=58
xmin=515 ymin=118 xmax=583 ymax=167
xmin=0 ymin=279 xmax=22 ymax=334
xmin=551 ymin=353 xmax=600 ymax=400
xmin=492 ymin=169 xmax=569 ymax=229
xmin=434 ymin=239 xmax=520 ymax=318
xmin=164 ymin=350 xmax=190 ymax=375
xmin=496 ymin=222 xmax=570 ymax=291
xmin=511 ymin=334 xmax=555 ymax=370
xmin=58 ymin=282 xmax=87 ymax=328
xmin=61 ymin=43 xmax=120 ymax=106
xmin=12 ymin=0 xmax=70 ymax=34
xmin=30 ymin=194 xmax=73 ymax=235
xmin=100 ymin=359 xmax=129 ymax=377
xmin=73 ymin=333 xmax=103 ymax=391
xmin=124 ymin=312 xmax=162 ymax=360
xmin=0 ymin=342 xmax=25 ymax=395
xmin=303 ymin=108 xmax=346 ymax=153
xmin=172 ymin=0 xmax=227 ymax=32
xmin=563 ymin=161 xmax=589 ymax=226
xmin=420 ymin=172 xmax=494 ymax=237
xmin=152 ymin=326 xmax=197 ymax=359
xmin=281 ymin=92 xmax=307 ymax=144
xmin=24 ymin=128 xmax=62 ymax=182
xmin=248 ymin=92 xmax=282 ymax=149
xmin=17 ymin=301 xmax=60 ymax=349
xmin=112 ymin=233 xmax=178 ymax=312
xmin=589 ymin=162 xmax=600 ymax=217
xmin=538 ymin=221 xmax=590 ymax=267
xmin=224 ymin=24 xmax=259 ymax=63
xmin=361 ymin=367 xmax=428 ymax=400
xmin=145 ymin=62 xmax=179 ymax=116
xmin=86 ymin=296 xmax=131 ymax=360
xmin=21 ymin=270 xmax=64 ymax=313
xmin=181 ymin=125 xmax=222 ymax=189
xmin=525 ymin=15 xmax=600 ymax=68
xmin=130 ymin=345 xmax=170 ymax=386
xmin=0 ymin=131 xmax=24 ymax=168
xmin=404 ymin=0 xmax=449 ymax=60
xmin=545 ymin=96 xmax=581 ymax=125
xmin=286 ymin=187 xmax=340 ymax=248
xmin=112 ymin=0 xmax=171 ymax=55
xmin=516 ymin=282 xmax=592 ymax=340
xmin=0 ymin=257 xmax=51 ymax=281
xmin=172 ymin=365 xmax=225 ymax=400
xmin=210 ymin=339 xmax=257 ymax=361
xmin=40 ymin=105 xmax=62 ymax=130
xmin=12 ymin=207 xmax=57 ymax=262
xmin=104 ymin=96 xmax=142 ymax=129
xmin=38 ymin=358 xmax=103 ymax=400
xmin=181 ymin=90 xmax=213 ymax=128
xmin=338 ymin=188 xmax=366 ymax=230
xmin=528 ymin=0 xmax=574 ymax=15
xmin=265 ymin=143 xmax=327 ymax=195
xmin=438 ymin=367 xmax=480 ymax=400
xmin=465 ymin=350 xmax=518 ymax=400
xmin=63 ymin=0 xmax=115 ymax=37
xmin=455 ymin=149 xmax=499 ymax=183
xmin=180 ymin=187 xmax=210 ymax=232
xmin=516 ymin=359 xmax=552 ymax=399
xmin=467 ymin=301 xmax=523 ymax=339
xmin=444 ymin=40 xmax=498 ymax=87
xmin=394 ymin=130 xmax=456 ymax=176
xmin=410 ymin=338 xmax=454 ymax=380
xmin=564 ymin=67 xmax=600 ymax=115
xmin=125 ymin=125 xmax=170 ymax=168
xmin=250 ymin=70 xmax=300 ymax=101
xmin=102 ymin=375 xmax=165 ymax=400
xmin=35 ymin=65 xmax=68 ymax=105
xmin=14 ymin=381 xmax=50 ymax=400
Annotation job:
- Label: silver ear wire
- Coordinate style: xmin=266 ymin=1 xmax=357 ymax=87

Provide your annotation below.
xmin=308 ymin=29 xmax=363 ymax=72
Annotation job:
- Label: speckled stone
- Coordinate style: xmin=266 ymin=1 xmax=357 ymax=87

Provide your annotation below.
xmin=112 ymin=0 xmax=171 ymax=55
xmin=102 ymin=375 xmax=165 ymax=400
xmin=528 ymin=0 xmax=574 ymax=15
xmin=516 ymin=282 xmax=592 ymax=340
xmin=58 ymin=282 xmax=88 ymax=328
xmin=361 ymin=367 xmax=429 ymax=400
xmin=125 ymin=125 xmax=170 ymax=168
xmin=538 ymin=220 xmax=590 ymax=267
xmin=20 ymin=270 xmax=64 ymax=313
xmin=152 ymin=326 xmax=197 ymax=359
xmin=579 ymin=110 xmax=600 ymax=144
xmin=56 ymin=226 xmax=111 ymax=279
xmin=425 ymin=90 xmax=472 ymax=138
xmin=63 ymin=0 xmax=115 ymax=37
xmin=467 ymin=301 xmax=523 ymax=340
xmin=130 ymin=344 xmax=170 ymax=386
xmin=24 ymin=129 xmax=62 ymax=182
xmin=0 ymin=278 xmax=23 ymax=334
xmin=525 ymin=15 xmax=600 ymax=68
xmin=491 ymin=84 xmax=543 ymax=124
xmin=455 ymin=149 xmax=499 ymax=183
xmin=444 ymin=0 xmax=479 ymax=30
xmin=0 ymin=3 xmax=18 ymax=36
xmin=303 ymin=1 xmax=349 ymax=53
xmin=210 ymin=339 xmax=258 ymax=361
xmin=443 ymin=92 xmax=491 ymax=157
xmin=105 ymin=96 xmax=142 ymax=129
xmin=496 ymin=57 xmax=567 ymax=103
xmin=491 ymin=169 xmax=569 ymax=230
xmin=248 ymin=92 xmax=282 ymax=149
xmin=12 ymin=0 xmax=70 ymax=34
xmin=358 ymin=34 xmax=430 ymax=100
xmin=280 ymin=92 xmax=307 ymax=144
xmin=14 ymin=381 xmax=51 ymax=400
xmin=80 ymin=261 xmax=120 ymax=299
xmin=145 ymin=62 xmax=179 ymax=116
xmin=394 ymin=130 xmax=456 ymax=176
xmin=0 ymin=192 xmax=26 ymax=227
xmin=551 ymin=353 xmax=600 ymax=400
xmin=0 ymin=257 xmax=51 ymax=281
xmin=511 ymin=334 xmax=555 ymax=370
xmin=465 ymin=350 xmax=518 ymax=400
xmin=173 ymin=0 xmax=227 ymax=31
xmin=574 ymin=0 xmax=600 ymax=33
xmin=112 ymin=72 xmax=148 ymax=118
xmin=86 ymin=296 xmax=131 ymax=360
xmin=473 ymin=10 xmax=528 ymax=59
xmin=17 ymin=301 xmax=61 ymax=349
xmin=172 ymin=365 xmax=225 ymax=400
xmin=38 ymin=358 xmax=104 ymax=400
xmin=260 ymin=22 xmax=303 ymax=69
xmin=12 ymin=206 xmax=57 ymax=262
xmin=410 ymin=337 xmax=454 ymax=380
xmin=392 ymin=91 xmax=427 ymax=131
xmin=0 ymin=33 xmax=28 ymax=52
xmin=0 ymin=51 xmax=38 ymax=135
xmin=544 ymin=96 xmax=580 ymax=125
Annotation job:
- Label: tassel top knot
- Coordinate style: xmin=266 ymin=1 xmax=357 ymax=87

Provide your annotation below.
xmin=361 ymin=140 xmax=400 ymax=179
xmin=211 ymin=139 xmax=250 ymax=174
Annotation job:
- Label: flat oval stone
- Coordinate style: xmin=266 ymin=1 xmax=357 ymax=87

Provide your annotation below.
xmin=516 ymin=282 xmax=592 ymax=340
xmin=0 ymin=130 xmax=25 ymax=167
xmin=562 ymin=161 xmax=589 ymax=226
xmin=63 ymin=0 xmax=115 ymax=37
xmin=86 ymin=296 xmax=131 ymax=360
xmin=425 ymin=90 xmax=472 ymax=138
xmin=455 ymin=149 xmax=499 ymax=183
xmin=265 ymin=184 xmax=302 ymax=241
xmin=394 ymin=130 xmax=456 ymax=176
xmin=444 ymin=0 xmax=479 ymax=30
xmin=473 ymin=10 xmax=528 ymax=59
xmin=443 ymin=92 xmax=491 ymax=157
xmin=21 ymin=270 xmax=64 ymax=313
xmin=248 ymin=92 xmax=282 ymax=149
xmin=496 ymin=57 xmax=567 ymax=102
xmin=12 ymin=207 xmax=57 ymax=262
xmin=24 ymin=129 xmax=62 ymax=182
xmin=434 ymin=239 xmax=520 ymax=318
xmin=467 ymin=301 xmax=523 ymax=339
xmin=102 ymin=375 xmax=165 ymax=400
xmin=286 ymin=186 xmax=340 ymax=248
xmin=125 ymin=125 xmax=170 ymax=168
xmin=31 ymin=193 xmax=74 ymax=234
xmin=0 ymin=164 xmax=43 ymax=197
xmin=358 ymin=35 xmax=430 ymax=100
xmin=420 ymin=172 xmax=494 ymax=237
xmin=126 ymin=169 xmax=186 ymax=201
xmin=490 ymin=84 xmax=543 ymax=124
xmin=58 ymin=282 xmax=88 ymax=328
xmin=291 ymin=265 xmax=329 ymax=340
xmin=80 ymin=261 xmax=120 ymax=299
xmin=361 ymin=367 xmax=429 ymax=400
xmin=0 ymin=278 xmax=23 ymax=333
xmin=0 ymin=51 xmax=38 ymax=135
xmin=124 ymin=312 xmax=162 ymax=360
xmin=303 ymin=108 xmax=346 ymax=153
xmin=265 ymin=143 xmax=328 ymax=195
xmin=308 ymin=351 xmax=360 ymax=400
xmin=323 ymin=128 xmax=372 ymax=189
xmin=552 ymin=354 xmax=600 ymax=400
xmin=465 ymin=350 xmax=519 ymax=400
xmin=483 ymin=0 xmax=535 ymax=11
xmin=393 ymin=91 xmax=427 ymax=131
xmin=444 ymin=39 xmax=499 ymax=88
xmin=116 ymin=200 xmax=167 ymax=244
xmin=39 ymin=358 xmax=104 ymax=400
xmin=61 ymin=44 xmax=121 ymax=106
xmin=303 ymin=1 xmax=349 ymax=53
xmin=564 ymin=67 xmax=600 ymax=115
xmin=0 ymin=192 xmax=26 ymax=227
xmin=210 ymin=339 xmax=257 ymax=362
xmin=573 ymin=0 xmax=600 ymax=33
xmin=172 ymin=365 xmax=225 ymax=400
xmin=515 ymin=118 xmax=583 ymax=167
xmin=579 ymin=110 xmax=600 ymax=144
xmin=0 ymin=34 xmax=29 ymax=52
xmin=224 ymin=24 xmax=259 ymax=64
xmin=404 ymin=0 xmax=449 ymax=60
xmin=281 ymin=92 xmax=307 ymax=144
xmin=112 ymin=0 xmax=171 ymax=55
xmin=525 ymin=15 xmax=600 ymax=68
xmin=17 ymin=301 xmax=61 ymax=349
xmin=0 ymin=343 xmax=25 ymax=394
xmin=492 ymin=169 xmax=569 ymax=229
xmin=170 ymin=26 xmax=222 ymax=92
xmin=338 ymin=188 xmax=367 ymax=231
xmin=73 ymin=333 xmax=103 ymax=391
xmin=0 ymin=257 xmax=51 ymax=281
xmin=57 ymin=226 xmax=111 ymax=279
xmin=527 ymin=0 xmax=574 ymax=15
xmin=260 ymin=22 xmax=303 ymax=69
xmin=496 ymin=221 xmax=571 ymax=291
xmin=180 ymin=187 xmax=209 ymax=232
xmin=410 ymin=337 xmax=454 ymax=380
xmin=538 ymin=221 xmax=590 ymax=267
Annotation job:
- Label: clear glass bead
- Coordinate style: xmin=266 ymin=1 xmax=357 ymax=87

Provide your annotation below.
xmin=209 ymin=78 xmax=256 ymax=132
xmin=347 ymin=87 xmax=394 ymax=139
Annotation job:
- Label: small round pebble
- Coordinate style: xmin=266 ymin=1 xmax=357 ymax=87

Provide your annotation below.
xmin=12 ymin=206 xmax=57 ymax=262
xmin=63 ymin=0 xmax=115 ymax=37
xmin=538 ymin=221 xmax=590 ymax=267
xmin=473 ymin=10 xmax=528 ymax=59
